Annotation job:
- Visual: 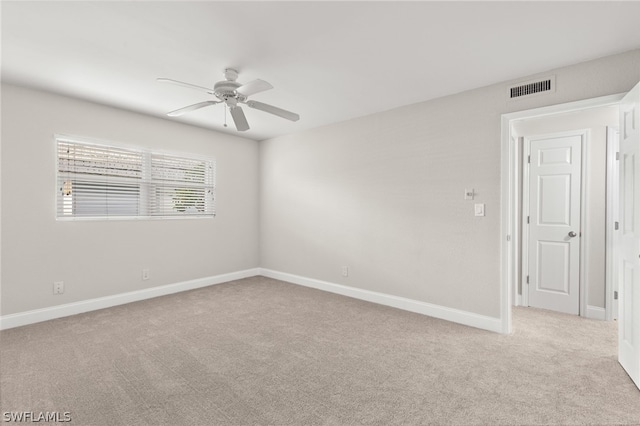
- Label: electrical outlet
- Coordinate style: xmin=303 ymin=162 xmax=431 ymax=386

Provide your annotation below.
xmin=53 ymin=281 xmax=64 ymax=295
xmin=142 ymin=269 xmax=150 ymax=280
xmin=474 ymin=203 xmax=485 ymax=217
xmin=341 ymin=266 xmax=349 ymax=277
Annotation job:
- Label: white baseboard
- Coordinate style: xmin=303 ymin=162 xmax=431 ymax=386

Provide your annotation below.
xmin=2 ymin=267 xmax=505 ymax=333
xmin=0 ymin=268 xmax=261 ymax=330
xmin=586 ymin=304 xmax=606 ymax=321
xmin=260 ymin=268 xmax=503 ymax=333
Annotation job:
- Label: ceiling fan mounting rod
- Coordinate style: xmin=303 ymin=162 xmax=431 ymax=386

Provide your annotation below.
xmin=223 ymin=68 xmax=239 ymax=81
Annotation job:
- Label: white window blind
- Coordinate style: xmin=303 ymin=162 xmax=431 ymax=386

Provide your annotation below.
xmin=149 ymin=153 xmax=215 ymax=217
xmin=56 ymin=137 xmax=215 ymax=219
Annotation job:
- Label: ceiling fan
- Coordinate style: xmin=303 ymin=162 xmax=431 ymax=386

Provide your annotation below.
xmin=158 ymin=68 xmax=300 ymax=132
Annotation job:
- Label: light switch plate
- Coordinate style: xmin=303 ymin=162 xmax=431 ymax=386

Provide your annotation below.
xmin=474 ymin=203 xmax=485 ymax=216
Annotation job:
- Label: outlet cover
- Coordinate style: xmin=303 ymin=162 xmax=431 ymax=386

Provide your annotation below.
xmin=142 ymin=269 xmax=150 ymax=280
xmin=53 ymin=281 xmax=64 ymax=295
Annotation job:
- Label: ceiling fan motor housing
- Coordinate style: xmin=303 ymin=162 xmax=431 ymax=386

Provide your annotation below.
xmin=214 ymin=68 xmax=247 ymax=105
xmin=214 ymin=81 xmax=243 ymax=101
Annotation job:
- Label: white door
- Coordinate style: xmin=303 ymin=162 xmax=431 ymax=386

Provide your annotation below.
xmin=525 ymin=132 xmax=583 ymax=315
xmin=618 ymin=82 xmax=640 ymax=389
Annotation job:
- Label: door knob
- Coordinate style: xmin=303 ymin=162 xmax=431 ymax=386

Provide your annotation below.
xmin=568 ymin=231 xmax=577 ymax=238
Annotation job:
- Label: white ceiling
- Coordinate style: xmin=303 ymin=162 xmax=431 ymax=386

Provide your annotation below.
xmin=3 ymin=1 xmax=640 ymax=141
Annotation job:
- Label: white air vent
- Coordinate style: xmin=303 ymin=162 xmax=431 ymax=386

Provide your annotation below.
xmin=507 ymin=76 xmax=556 ymax=100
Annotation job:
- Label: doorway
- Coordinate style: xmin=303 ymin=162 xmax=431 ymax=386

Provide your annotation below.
xmin=501 ymin=84 xmax=640 ymax=390
xmin=499 ymin=93 xmax=624 ymax=334
xmin=514 ymin=106 xmax=620 ymax=318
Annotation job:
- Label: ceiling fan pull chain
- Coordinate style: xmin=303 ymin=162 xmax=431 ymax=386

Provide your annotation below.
xmin=223 ymin=105 xmax=228 ymax=128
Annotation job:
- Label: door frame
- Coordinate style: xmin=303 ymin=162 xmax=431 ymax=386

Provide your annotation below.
xmin=606 ymin=126 xmax=620 ymax=321
xmin=499 ymin=93 xmax=624 ymax=333
xmin=520 ymin=129 xmax=589 ymax=314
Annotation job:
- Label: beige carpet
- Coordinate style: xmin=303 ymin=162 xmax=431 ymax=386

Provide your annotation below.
xmin=1 ymin=276 xmax=639 ymax=425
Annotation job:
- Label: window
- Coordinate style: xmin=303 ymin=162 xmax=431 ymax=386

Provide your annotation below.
xmin=56 ymin=136 xmax=215 ymax=219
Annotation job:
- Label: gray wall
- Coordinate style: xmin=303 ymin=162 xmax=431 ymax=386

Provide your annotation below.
xmin=1 ymin=84 xmax=260 ymax=315
xmin=259 ymin=49 xmax=640 ymax=319
xmin=2 ymin=49 xmax=639 ymax=322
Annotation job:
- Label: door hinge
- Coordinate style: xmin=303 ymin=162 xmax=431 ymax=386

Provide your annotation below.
xmin=616 ymin=152 xmax=620 ymax=161
xmin=614 ymin=290 xmax=619 ymax=300
xmin=615 ymin=221 xmax=619 ymax=230
xmin=506 ymin=235 xmax=511 ymax=242
xmin=527 ymin=216 xmax=530 ymax=224
xmin=527 ymin=155 xmax=531 ymax=164
xmin=526 ymin=275 xmax=529 ymax=284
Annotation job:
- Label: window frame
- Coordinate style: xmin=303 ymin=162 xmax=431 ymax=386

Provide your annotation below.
xmin=55 ymin=135 xmax=216 ymax=221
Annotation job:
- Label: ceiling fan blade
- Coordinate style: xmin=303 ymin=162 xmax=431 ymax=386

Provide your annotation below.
xmin=236 ymin=79 xmax=273 ymax=97
xmin=230 ymin=106 xmax=250 ymax=131
xmin=246 ymin=100 xmax=300 ymax=122
xmin=167 ymin=101 xmax=220 ymax=117
xmin=157 ymin=78 xmax=214 ymax=95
